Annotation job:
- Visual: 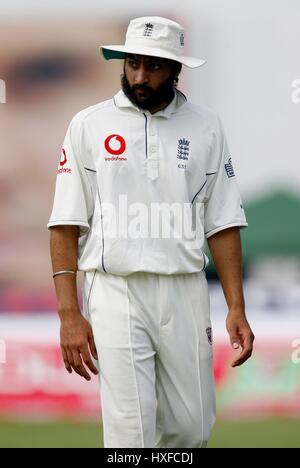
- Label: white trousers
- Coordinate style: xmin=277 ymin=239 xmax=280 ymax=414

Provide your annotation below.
xmin=83 ymin=270 xmax=216 ymax=448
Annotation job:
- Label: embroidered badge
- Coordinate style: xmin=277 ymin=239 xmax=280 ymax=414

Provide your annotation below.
xmin=177 ymin=138 xmax=190 ymax=169
xmin=206 ymin=327 xmax=213 ymax=346
xmin=225 ymin=157 xmax=235 ymax=178
xmin=177 ymin=138 xmax=190 ymax=161
xmin=144 ymin=23 xmax=154 ymax=37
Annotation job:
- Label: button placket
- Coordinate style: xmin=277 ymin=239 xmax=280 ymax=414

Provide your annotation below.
xmin=147 ymin=118 xmax=159 ymax=181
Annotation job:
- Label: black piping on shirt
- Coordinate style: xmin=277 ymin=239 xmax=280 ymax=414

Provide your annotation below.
xmin=143 ymin=113 xmax=148 ymax=159
xmin=84 ymin=167 xmax=97 ymax=173
xmin=87 ymin=269 xmax=97 ymax=316
xmin=202 ymin=250 xmax=207 ymax=271
xmin=191 ymin=179 xmax=208 ymax=205
xmin=97 ymin=187 xmax=107 ymax=273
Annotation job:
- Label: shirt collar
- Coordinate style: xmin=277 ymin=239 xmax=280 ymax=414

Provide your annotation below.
xmin=113 ymin=88 xmax=187 ymax=118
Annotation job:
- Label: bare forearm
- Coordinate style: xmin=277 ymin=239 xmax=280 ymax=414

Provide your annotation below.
xmin=207 ymin=227 xmax=254 ymax=366
xmin=207 ymin=227 xmax=245 ymax=314
xmin=49 ymin=225 xmax=98 ymax=380
xmin=50 ymin=225 xmax=80 ymax=318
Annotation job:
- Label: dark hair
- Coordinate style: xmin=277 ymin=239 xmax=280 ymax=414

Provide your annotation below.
xmin=172 ymin=62 xmax=182 ymax=85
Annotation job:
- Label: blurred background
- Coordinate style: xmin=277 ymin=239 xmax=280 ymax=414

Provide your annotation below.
xmin=0 ymin=0 xmax=299 ymax=448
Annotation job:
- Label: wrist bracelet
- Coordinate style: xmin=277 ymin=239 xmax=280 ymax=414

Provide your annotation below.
xmin=52 ymin=270 xmax=77 ymax=278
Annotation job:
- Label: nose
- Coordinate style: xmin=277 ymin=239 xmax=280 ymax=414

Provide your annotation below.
xmin=134 ymin=65 xmax=148 ymax=85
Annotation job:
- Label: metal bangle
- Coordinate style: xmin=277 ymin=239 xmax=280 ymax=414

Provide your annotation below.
xmin=52 ymin=270 xmax=77 ymax=278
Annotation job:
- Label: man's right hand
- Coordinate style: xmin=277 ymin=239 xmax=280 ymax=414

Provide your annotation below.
xmin=60 ymin=312 xmax=99 ymax=381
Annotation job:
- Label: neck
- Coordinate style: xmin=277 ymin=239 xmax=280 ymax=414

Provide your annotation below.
xmin=148 ymin=101 xmax=172 ymax=114
xmin=146 ymin=90 xmax=176 ymax=114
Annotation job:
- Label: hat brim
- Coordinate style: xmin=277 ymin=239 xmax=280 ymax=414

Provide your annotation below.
xmin=100 ymin=45 xmax=206 ymax=69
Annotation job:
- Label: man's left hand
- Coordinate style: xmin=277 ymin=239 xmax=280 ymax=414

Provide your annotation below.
xmin=226 ymin=313 xmax=255 ymax=367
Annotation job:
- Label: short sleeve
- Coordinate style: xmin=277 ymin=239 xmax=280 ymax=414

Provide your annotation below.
xmin=204 ymin=117 xmax=248 ymax=239
xmin=47 ymin=114 xmax=94 ymax=237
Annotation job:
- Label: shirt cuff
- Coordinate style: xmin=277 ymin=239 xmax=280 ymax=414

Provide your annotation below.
xmin=47 ymin=220 xmax=90 ymax=236
xmin=205 ymin=221 xmax=248 ymax=239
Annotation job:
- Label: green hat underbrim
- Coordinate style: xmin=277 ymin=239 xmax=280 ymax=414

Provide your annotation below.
xmin=100 ymin=45 xmax=206 ymax=69
xmin=102 ymin=48 xmax=126 ymax=60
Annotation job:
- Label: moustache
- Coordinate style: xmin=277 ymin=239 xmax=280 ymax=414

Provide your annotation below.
xmin=131 ymin=85 xmax=153 ymax=93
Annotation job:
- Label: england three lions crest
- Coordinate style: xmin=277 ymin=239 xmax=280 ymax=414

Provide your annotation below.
xmin=144 ymin=23 xmax=154 ymax=37
xmin=177 ymin=138 xmax=190 ymax=161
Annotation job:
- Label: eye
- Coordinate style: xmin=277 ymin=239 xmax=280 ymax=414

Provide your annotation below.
xmin=149 ymin=63 xmax=162 ymax=71
xmin=128 ymin=60 xmax=139 ymax=69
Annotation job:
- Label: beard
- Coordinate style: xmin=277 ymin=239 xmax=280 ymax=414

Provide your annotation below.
xmin=121 ymin=70 xmax=176 ymax=110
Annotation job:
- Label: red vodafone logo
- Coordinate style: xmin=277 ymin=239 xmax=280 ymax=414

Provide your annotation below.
xmin=58 ymin=148 xmax=71 ymax=174
xmin=59 ymin=148 xmax=67 ymax=166
xmin=104 ymin=134 xmax=126 ymax=156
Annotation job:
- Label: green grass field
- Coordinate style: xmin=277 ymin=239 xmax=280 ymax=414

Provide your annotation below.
xmin=0 ymin=419 xmax=299 ymax=448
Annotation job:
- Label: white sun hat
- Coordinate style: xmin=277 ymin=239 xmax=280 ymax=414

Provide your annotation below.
xmin=100 ymin=16 xmax=206 ymax=69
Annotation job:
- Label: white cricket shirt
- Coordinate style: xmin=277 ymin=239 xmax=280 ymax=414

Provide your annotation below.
xmin=47 ymin=89 xmax=248 ymax=275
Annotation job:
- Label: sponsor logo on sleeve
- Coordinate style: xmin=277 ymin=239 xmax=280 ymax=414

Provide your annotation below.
xmin=225 ymin=157 xmax=235 ymax=178
xmin=57 ymin=148 xmax=72 ymax=174
xmin=59 ymin=148 xmax=67 ymax=166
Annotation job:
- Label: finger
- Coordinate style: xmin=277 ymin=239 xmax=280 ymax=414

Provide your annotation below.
xmin=88 ymin=331 xmax=98 ymax=361
xmin=232 ymin=335 xmax=253 ymax=367
xmin=232 ymin=350 xmax=252 ymax=367
xmin=80 ymin=345 xmax=99 ymax=376
xmin=61 ymin=347 xmax=72 ymax=374
xmin=67 ymin=347 xmax=86 ymax=376
xmin=67 ymin=347 xmax=87 ymax=377
xmin=71 ymin=348 xmax=91 ymax=381
xmin=66 ymin=347 xmax=75 ymax=372
xmin=228 ymin=329 xmax=241 ymax=350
